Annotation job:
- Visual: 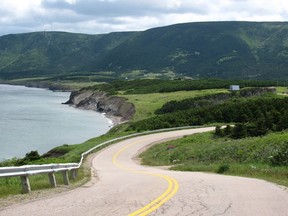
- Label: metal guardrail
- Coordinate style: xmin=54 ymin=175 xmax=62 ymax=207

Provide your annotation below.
xmin=0 ymin=126 xmax=201 ymax=193
xmin=0 ymin=163 xmax=78 ymax=177
xmin=0 ymin=163 xmax=79 ymax=193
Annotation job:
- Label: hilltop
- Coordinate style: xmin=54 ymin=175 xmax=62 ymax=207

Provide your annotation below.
xmin=1 ymin=21 xmax=288 ymax=81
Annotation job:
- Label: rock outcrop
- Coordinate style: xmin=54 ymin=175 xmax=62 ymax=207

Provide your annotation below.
xmin=64 ymin=91 xmax=135 ymax=123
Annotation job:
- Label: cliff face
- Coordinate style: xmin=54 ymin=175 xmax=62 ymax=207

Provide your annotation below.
xmin=64 ymin=91 xmax=135 ymax=122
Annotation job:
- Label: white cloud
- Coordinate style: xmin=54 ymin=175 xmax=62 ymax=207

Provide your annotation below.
xmin=65 ymin=0 xmax=76 ymax=4
xmin=0 ymin=0 xmax=288 ymax=36
xmin=0 ymin=0 xmax=42 ymax=18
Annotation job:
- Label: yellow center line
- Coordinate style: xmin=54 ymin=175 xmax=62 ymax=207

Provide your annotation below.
xmin=112 ymin=138 xmax=179 ymax=216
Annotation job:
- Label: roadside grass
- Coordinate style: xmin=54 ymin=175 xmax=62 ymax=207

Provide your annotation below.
xmin=174 ymin=163 xmax=288 ymax=186
xmin=0 ymin=177 xmax=23 ymax=197
xmin=0 ymin=165 xmax=91 ymax=200
xmin=0 ymin=165 xmax=90 ymax=198
xmin=123 ymin=89 xmax=228 ymax=121
xmin=139 ymin=130 xmax=288 ymax=187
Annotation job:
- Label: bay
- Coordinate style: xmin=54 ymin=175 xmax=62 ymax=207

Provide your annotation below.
xmin=0 ymin=84 xmax=112 ymax=160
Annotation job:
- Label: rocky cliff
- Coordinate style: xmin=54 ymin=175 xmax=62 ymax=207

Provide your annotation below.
xmin=64 ymin=91 xmax=135 ymax=123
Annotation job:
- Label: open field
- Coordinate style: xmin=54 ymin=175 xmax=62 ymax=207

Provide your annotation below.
xmin=123 ymin=89 xmax=228 ymax=121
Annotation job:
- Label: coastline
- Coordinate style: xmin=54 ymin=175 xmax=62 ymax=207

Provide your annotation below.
xmin=66 ymin=104 xmax=124 ymax=127
xmin=0 ymin=82 xmax=136 ymax=162
xmin=0 ymin=82 xmax=131 ymax=127
xmin=102 ymin=113 xmax=123 ymax=126
xmin=0 ymin=83 xmax=121 ymax=127
xmin=0 ymin=84 xmax=114 ymax=161
xmin=64 ymin=90 xmax=135 ymax=125
xmin=0 ymin=80 xmax=73 ymax=92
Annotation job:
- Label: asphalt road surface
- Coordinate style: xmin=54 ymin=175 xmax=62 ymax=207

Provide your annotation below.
xmin=1 ymin=127 xmax=288 ymax=215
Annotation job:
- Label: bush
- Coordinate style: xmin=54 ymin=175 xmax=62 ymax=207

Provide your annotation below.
xmin=15 ymin=150 xmax=41 ymax=166
xmin=231 ymin=123 xmax=247 ymax=139
xmin=215 ymin=125 xmax=224 ymax=137
xmin=217 ymin=164 xmax=230 ymax=173
xmin=270 ymin=141 xmax=288 ymax=166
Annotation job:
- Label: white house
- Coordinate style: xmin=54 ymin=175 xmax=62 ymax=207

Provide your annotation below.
xmin=229 ymin=85 xmax=240 ymax=91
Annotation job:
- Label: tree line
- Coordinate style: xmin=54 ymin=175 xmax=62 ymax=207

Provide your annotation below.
xmin=126 ymin=96 xmax=288 ymax=137
xmin=83 ymin=78 xmax=284 ymax=95
xmin=156 ymin=87 xmax=276 ymax=114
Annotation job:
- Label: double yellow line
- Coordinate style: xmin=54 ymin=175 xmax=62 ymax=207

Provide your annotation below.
xmin=112 ymin=140 xmax=179 ymax=216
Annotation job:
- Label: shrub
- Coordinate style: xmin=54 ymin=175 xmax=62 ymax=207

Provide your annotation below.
xmin=15 ymin=150 xmax=41 ymax=166
xmin=270 ymin=141 xmax=288 ymax=166
xmin=215 ymin=125 xmax=224 ymax=137
xmin=217 ymin=164 xmax=230 ymax=173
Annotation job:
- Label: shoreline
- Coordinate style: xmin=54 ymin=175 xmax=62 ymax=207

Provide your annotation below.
xmin=64 ymin=89 xmax=135 ymax=125
xmin=0 ymin=84 xmax=117 ymax=161
xmin=102 ymin=113 xmax=123 ymax=126
xmin=0 ymin=83 xmax=120 ymax=126
xmin=0 ymin=83 xmax=122 ymax=127
xmin=66 ymin=103 xmax=123 ymax=127
xmin=0 ymin=81 xmax=73 ymax=92
xmin=0 ymin=82 xmax=131 ymax=127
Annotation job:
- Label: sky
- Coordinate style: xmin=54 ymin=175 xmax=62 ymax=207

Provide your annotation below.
xmin=0 ymin=0 xmax=288 ymax=36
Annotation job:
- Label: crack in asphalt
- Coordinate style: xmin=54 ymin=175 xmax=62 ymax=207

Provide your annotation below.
xmin=213 ymin=202 xmax=233 ymax=216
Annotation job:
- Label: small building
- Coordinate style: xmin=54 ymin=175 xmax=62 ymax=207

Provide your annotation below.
xmin=229 ymin=85 xmax=240 ymax=91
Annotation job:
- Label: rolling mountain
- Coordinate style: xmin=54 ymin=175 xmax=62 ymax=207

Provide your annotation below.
xmin=1 ymin=21 xmax=288 ymax=80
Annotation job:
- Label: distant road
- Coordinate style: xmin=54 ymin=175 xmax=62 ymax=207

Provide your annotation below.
xmin=1 ymin=127 xmax=288 ymax=216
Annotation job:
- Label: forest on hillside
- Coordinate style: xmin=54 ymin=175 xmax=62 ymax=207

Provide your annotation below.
xmin=1 ymin=22 xmax=288 ymax=80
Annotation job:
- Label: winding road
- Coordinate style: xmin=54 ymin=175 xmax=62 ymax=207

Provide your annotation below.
xmin=1 ymin=127 xmax=288 ymax=215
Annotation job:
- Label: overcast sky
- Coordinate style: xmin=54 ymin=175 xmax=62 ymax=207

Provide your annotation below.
xmin=0 ymin=0 xmax=288 ymax=36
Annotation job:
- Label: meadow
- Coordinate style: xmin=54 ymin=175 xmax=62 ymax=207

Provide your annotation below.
xmin=123 ymin=89 xmax=228 ymax=121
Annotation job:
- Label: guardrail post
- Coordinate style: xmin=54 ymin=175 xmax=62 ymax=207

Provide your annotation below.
xmin=48 ymin=173 xmax=57 ymax=187
xmin=62 ymin=171 xmax=69 ymax=185
xmin=71 ymin=169 xmax=77 ymax=180
xmin=20 ymin=176 xmax=31 ymax=193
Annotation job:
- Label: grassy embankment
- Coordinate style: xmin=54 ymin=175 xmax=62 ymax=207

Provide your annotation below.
xmin=140 ymin=130 xmax=288 ymax=187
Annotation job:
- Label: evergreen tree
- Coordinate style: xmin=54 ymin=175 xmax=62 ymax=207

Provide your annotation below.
xmin=231 ymin=123 xmax=247 ymax=139
xmin=215 ymin=125 xmax=224 ymax=137
xmin=224 ymin=125 xmax=233 ymax=136
xmin=255 ymin=118 xmax=268 ymax=136
xmin=276 ymin=110 xmax=288 ymax=131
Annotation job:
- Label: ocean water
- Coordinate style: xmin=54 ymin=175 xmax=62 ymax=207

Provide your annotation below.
xmin=0 ymin=84 xmax=112 ymax=160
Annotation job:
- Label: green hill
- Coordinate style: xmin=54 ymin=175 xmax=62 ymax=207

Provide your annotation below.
xmin=0 ymin=31 xmax=137 ymax=79
xmin=1 ymin=21 xmax=288 ymax=80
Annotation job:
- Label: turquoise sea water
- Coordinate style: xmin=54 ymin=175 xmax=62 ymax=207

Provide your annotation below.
xmin=0 ymin=84 xmax=112 ymax=160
